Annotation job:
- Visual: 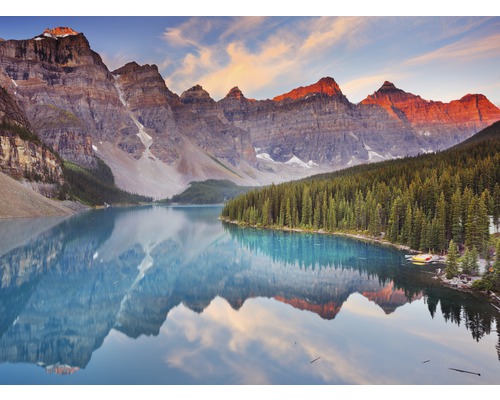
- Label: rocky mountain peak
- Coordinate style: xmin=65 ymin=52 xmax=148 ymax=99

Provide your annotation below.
xmin=371 ymin=81 xmax=410 ymax=99
xmin=379 ymin=81 xmax=398 ymax=91
xmin=112 ymin=61 xmax=141 ymax=75
xmin=225 ymin=86 xmax=245 ymax=100
xmin=0 ymin=28 xmax=104 ymax=70
xmin=460 ymin=93 xmax=487 ymax=102
xmin=361 ymin=81 xmax=415 ymax=106
xmin=40 ymin=27 xmax=79 ymax=39
xmin=273 ymin=76 xmax=343 ymax=102
xmin=180 ymin=84 xmax=214 ymax=104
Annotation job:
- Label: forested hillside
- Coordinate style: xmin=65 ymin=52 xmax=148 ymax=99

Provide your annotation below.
xmin=163 ymin=179 xmax=255 ymax=204
xmin=61 ymin=159 xmax=153 ymax=206
xmin=222 ymin=121 xmax=500 ymax=257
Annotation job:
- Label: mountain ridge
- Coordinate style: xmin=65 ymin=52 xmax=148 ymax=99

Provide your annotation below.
xmin=0 ymin=27 xmax=498 ymax=201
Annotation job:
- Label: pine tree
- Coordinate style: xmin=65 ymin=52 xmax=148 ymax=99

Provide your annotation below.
xmin=477 ymin=194 xmax=491 ymax=256
xmin=285 ymin=198 xmax=292 ymax=228
xmin=451 ymin=188 xmax=463 ymax=244
xmin=493 ymin=183 xmax=500 ymax=233
xmin=465 ymin=198 xmax=477 ymax=250
xmin=262 ymin=198 xmax=270 ymax=226
xmin=460 ymin=247 xmax=478 ymax=275
xmin=470 ymin=246 xmax=479 ymax=276
xmin=435 ymin=192 xmax=447 ymax=252
xmin=301 ymin=186 xmax=312 ymax=227
xmin=445 ymin=239 xmax=459 ymax=279
xmin=461 ymin=248 xmax=472 ymax=275
xmin=493 ymin=239 xmax=500 ymax=288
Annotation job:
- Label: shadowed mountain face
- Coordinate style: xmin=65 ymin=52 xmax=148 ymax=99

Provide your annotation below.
xmin=0 ymin=206 xmax=497 ymax=373
xmin=0 ymin=30 xmax=499 ymax=198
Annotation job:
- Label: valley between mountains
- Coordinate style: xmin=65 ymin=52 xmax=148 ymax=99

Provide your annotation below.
xmin=0 ymin=27 xmax=499 ymax=213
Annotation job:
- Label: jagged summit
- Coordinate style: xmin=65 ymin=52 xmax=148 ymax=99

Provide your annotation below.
xmin=378 ymin=81 xmax=399 ymax=91
xmin=112 ymin=61 xmax=145 ymax=76
xmin=40 ymin=27 xmax=79 ymax=39
xmin=225 ymin=86 xmax=245 ymax=100
xmin=273 ymin=77 xmax=343 ymax=102
xmin=180 ymin=84 xmax=214 ymax=103
xmin=362 ymin=81 xmax=414 ymax=104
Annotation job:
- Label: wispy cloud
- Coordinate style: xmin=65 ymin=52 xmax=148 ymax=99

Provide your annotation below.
xmin=162 ymin=16 xmax=375 ymax=99
xmin=405 ymin=32 xmax=500 ymax=65
xmin=299 ymin=16 xmax=369 ymax=53
xmin=162 ymin=17 xmax=213 ymax=48
xmin=219 ymin=16 xmax=268 ymax=41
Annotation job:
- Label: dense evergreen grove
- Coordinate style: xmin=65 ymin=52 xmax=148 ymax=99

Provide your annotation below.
xmin=61 ymin=159 xmax=152 ymax=206
xmin=161 ymin=179 xmax=255 ymax=204
xmin=222 ymin=122 xmax=500 ymax=263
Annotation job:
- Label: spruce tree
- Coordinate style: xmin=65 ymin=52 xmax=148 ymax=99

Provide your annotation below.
xmin=446 ymin=240 xmax=459 ymax=279
xmin=470 ymin=246 xmax=479 ymax=276
xmin=493 ymin=239 xmax=500 ymax=288
xmin=493 ymin=183 xmax=500 ymax=233
xmin=451 ymin=188 xmax=463 ymax=244
xmin=461 ymin=248 xmax=472 ymax=275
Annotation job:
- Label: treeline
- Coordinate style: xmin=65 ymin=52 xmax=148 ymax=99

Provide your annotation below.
xmin=222 ymin=122 xmax=500 ymax=257
xmin=61 ymin=158 xmax=152 ymax=206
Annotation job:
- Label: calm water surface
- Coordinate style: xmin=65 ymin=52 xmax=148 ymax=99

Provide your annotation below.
xmin=0 ymin=205 xmax=499 ymax=385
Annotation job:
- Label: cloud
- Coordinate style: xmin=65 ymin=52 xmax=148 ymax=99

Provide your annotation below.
xmin=219 ymin=16 xmax=268 ymax=41
xmin=405 ymin=32 xmax=500 ymax=65
xmin=195 ymin=40 xmax=296 ymax=99
xmin=162 ymin=17 xmax=213 ymax=48
xmin=162 ymin=17 xmax=375 ymax=99
xmin=299 ymin=16 xmax=369 ymax=53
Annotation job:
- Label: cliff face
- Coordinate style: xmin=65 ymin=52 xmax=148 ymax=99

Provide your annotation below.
xmin=360 ymin=81 xmax=500 ymax=151
xmin=214 ymin=79 xmax=500 ymax=168
xmin=177 ymin=84 xmax=256 ymax=166
xmin=218 ymin=82 xmax=421 ymax=166
xmin=272 ymin=76 xmax=343 ymax=102
xmin=0 ymin=86 xmax=63 ymax=186
xmin=0 ymin=33 xmax=119 ymax=166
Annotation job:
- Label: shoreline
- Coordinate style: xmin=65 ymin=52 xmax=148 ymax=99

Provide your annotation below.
xmin=220 ymin=217 xmax=500 ymax=307
xmin=220 ymin=217 xmax=421 ymax=254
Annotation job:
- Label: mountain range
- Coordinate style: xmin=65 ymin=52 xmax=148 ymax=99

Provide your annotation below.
xmin=0 ymin=28 xmax=499 ymax=200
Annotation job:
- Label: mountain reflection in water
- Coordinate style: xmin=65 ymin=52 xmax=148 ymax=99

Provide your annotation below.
xmin=0 ymin=205 xmax=498 ymax=384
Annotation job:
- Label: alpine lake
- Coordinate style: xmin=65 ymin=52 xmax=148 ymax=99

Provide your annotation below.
xmin=0 ymin=205 xmax=499 ymax=385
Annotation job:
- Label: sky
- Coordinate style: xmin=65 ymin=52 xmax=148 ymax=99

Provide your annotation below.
xmin=0 ymin=4 xmax=499 ymax=107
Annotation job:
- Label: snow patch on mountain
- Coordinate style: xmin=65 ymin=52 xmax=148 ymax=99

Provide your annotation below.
xmin=113 ymin=76 xmax=154 ymax=159
xmin=256 ymin=152 xmax=277 ymax=163
xmin=368 ymin=150 xmax=385 ymax=161
xmin=285 ymin=155 xmax=316 ymax=169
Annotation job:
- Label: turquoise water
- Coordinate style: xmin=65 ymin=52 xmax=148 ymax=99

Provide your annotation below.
xmin=0 ymin=205 xmax=498 ymax=384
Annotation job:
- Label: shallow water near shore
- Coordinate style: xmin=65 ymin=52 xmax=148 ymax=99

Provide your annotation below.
xmin=0 ymin=205 xmax=499 ymax=384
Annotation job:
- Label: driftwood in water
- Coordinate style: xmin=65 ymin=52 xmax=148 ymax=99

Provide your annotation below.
xmin=449 ymin=367 xmax=481 ymax=376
